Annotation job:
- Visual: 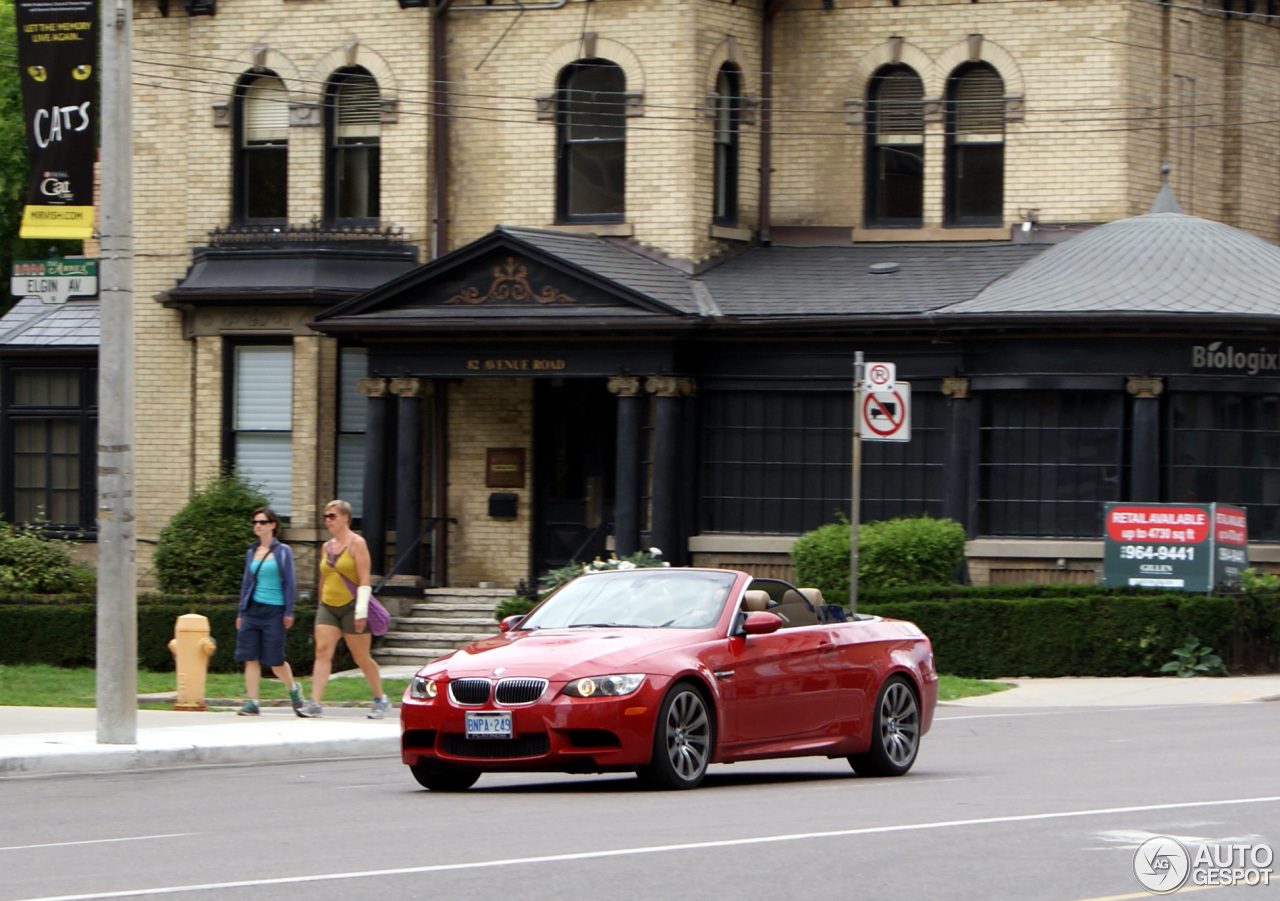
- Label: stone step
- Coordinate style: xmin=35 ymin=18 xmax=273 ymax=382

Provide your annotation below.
xmin=382 ymin=629 xmax=493 ymax=646
xmin=423 ymin=588 xmax=513 ymax=599
xmin=396 ymin=618 xmax=497 ymax=633
xmin=408 ymin=603 xmax=498 ymax=617
xmin=374 ymin=647 xmax=458 ymax=665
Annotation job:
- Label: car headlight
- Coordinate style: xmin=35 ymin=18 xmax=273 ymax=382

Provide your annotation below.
xmin=561 ymin=674 xmax=645 ymax=698
xmin=410 ymin=676 xmax=438 ymax=700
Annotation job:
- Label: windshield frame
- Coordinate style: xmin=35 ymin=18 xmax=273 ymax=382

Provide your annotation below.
xmin=517 ymin=569 xmax=739 ymax=631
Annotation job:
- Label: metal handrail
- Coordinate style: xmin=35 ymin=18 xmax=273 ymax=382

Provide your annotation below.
xmin=374 ymin=516 xmax=453 ymax=594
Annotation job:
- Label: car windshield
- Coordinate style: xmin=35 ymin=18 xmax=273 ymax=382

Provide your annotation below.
xmin=518 ymin=570 xmax=737 ymax=630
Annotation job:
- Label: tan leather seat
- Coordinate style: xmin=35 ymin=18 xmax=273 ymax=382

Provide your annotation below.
xmin=775 ymin=588 xmax=823 ymax=626
xmin=742 ymin=590 xmax=772 ymax=612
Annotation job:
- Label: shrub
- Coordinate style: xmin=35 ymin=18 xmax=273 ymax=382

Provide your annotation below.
xmin=0 ymin=521 xmax=95 ymax=594
xmin=494 ymin=595 xmax=538 ymax=622
xmin=152 ymin=471 xmax=270 ymax=595
xmin=791 ymin=515 xmax=966 ymax=601
xmin=0 ymin=597 xmax=350 ymax=674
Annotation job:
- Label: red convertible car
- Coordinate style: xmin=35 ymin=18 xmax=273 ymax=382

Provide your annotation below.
xmin=399 ymin=567 xmax=937 ymax=791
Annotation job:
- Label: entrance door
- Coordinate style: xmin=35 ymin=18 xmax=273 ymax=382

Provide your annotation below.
xmin=534 ymin=379 xmax=617 ymax=573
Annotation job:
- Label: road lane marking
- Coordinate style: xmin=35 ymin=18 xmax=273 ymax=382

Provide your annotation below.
xmin=1071 ymin=886 xmax=1236 ymax=900
xmin=935 ymin=705 xmax=1229 ymax=721
xmin=0 ymin=834 xmax=197 ymax=853
xmin=10 ymin=795 xmax=1280 ymax=901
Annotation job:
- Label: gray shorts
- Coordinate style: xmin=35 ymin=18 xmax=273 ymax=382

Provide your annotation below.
xmin=316 ymin=599 xmax=360 ymax=634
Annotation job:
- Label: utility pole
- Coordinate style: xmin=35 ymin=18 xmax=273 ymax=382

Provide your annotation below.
xmin=96 ymin=0 xmax=136 ymax=744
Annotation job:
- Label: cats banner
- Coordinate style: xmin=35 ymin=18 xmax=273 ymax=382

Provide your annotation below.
xmin=15 ymin=0 xmax=97 ymax=240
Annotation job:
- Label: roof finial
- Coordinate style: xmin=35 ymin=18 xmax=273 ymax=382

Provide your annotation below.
xmin=1149 ymin=160 xmax=1184 ymax=215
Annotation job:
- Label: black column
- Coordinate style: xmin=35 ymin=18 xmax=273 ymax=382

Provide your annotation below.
xmin=942 ymin=378 xmax=972 ymax=532
xmin=609 ymin=377 xmax=643 ymax=557
xmin=647 ymin=377 xmax=684 ymax=564
xmin=393 ymin=379 xmax=423 ymax=578
xmin=360 ymin=378 xmax=389 ymax=575
xmin=1128 ymin=377 xmax=1163 ymax=503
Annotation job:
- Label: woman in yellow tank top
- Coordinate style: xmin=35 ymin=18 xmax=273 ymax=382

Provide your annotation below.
xmin=299 ymin=499 xmax=389 ymax=719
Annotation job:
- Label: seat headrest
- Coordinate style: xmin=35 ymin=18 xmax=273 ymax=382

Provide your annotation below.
xmin=782 ymin=588 xmax=825 ymax=609
xmin=743 ymin=590 xmax=771 ymax=612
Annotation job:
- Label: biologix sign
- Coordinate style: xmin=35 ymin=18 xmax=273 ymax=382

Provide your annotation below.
xmin=1103 ymin=503 xmax=1247 ymax=592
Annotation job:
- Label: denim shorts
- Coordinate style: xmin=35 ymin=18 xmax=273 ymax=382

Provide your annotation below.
xmin=234 ymin=601 xmax=289 ymax=666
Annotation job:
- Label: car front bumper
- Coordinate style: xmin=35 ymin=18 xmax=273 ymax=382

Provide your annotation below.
xmin=400 ymin=677 xmax=672 ymax=772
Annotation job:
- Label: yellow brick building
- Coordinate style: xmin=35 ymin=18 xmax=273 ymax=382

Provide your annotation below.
xmin=105 ymin=0 xmax=1280 ymax=590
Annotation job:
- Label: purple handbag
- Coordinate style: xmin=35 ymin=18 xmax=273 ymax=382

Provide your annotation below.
xmin=327 ymin=542 xmax=391 ymax=637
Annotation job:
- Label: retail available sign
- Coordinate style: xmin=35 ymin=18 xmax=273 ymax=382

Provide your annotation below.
xmin=1103 ymin=502 xmax=1247 ymax=592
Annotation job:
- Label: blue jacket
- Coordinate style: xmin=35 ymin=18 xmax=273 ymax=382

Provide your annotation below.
xmin=238 ymin=540 xmax=297 ymax=619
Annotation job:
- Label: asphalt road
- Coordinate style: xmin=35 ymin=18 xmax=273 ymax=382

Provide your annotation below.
xmin=2 ymin=702 xmax=1279 ymax=901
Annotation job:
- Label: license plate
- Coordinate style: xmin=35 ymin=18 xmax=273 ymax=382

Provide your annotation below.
xmin=465 ymin=711 xmax=512 ymax=739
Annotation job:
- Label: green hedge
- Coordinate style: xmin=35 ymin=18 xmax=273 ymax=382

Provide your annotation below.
xmin=0 ymin=601 xmax=353 ymax=674
xmin=863 ymin=593 xmax=1279 ymax=678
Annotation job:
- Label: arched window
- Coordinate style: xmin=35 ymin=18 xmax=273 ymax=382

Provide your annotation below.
xmin=557 ymin=59 xmax=625 ymax=223
xmin=865 ymin=65 xmax=924 ymax=227
xmin=945 ymin=63 xmax=1005 ymax=227
xmin=234 ymin=73 xmax=288 ymax=224
xmin=325 ymin=67 xmax=381 ymax=224
xmin=713 ymin=64 xmax=741 ymax=226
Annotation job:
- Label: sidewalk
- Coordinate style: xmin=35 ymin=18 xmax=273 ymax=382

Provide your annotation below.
xmin=2 ymin=673 xmax=1278 ymax=777
xmin=0 ymin=666 xmax=421 ymax=778
xmin=942 ymin=674 xmax=1280 ymax=708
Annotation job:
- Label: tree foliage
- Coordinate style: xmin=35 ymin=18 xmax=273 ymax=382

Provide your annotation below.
xmin=0 ymin=519 xmax=95 ymax=593
xmin=152 ymin=471 xmax=270 ymax=595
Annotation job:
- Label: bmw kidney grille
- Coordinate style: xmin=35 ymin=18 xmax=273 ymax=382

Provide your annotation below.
xmin=494 ymin=678 xmax=548 ymax=705
xmin=448 ymin=678 xmax=491 ymax=705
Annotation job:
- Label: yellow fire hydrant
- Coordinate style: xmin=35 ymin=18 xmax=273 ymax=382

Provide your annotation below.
xmin=168 ymin=613 xmax=217 ymax=711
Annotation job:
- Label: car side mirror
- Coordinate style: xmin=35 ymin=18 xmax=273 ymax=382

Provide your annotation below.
xmin=499 ymin=614 xmax=524 ymax=633
xmin=742 ymin=611 xmax=783 ymax=635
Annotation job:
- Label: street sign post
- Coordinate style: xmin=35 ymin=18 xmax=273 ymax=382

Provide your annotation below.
xmin=860 ymin=383 xmax=911 ymax=442
xmin=10 ymin=259 xmax=98 ymax=304
xmin=851 ymin=359 xmax=912 ymax=613
xmin=1102 ymin=502 xmax=1248 ymax=592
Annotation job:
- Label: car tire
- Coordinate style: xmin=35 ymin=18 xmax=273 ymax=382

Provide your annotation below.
xmin=637 ymin=683 xmax=713 ymax=790
xmin=848 ymin=674 xmax=920 ymax=778
xmin=409 ymin=762 xmax=481 ymax=792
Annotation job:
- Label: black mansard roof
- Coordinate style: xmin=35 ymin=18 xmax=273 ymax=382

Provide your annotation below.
xmin=313 ymin=207 xmax=1280 ymax=337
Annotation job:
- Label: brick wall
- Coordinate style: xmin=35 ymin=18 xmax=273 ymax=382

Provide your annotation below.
xmin=446 ymin=379 xmax=533 ymax=587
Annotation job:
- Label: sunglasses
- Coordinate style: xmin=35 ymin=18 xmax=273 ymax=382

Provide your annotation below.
xmin=324 ymin=512 xmax=339 ymax=520
xmin=252 ymin=519 xmax=271 ymax=525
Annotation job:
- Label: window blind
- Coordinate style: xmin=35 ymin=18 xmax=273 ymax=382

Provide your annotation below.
xmin=338 ymin=347 xmax=367 ymax=433
xmin=244 ymin=77 xmax=289 ymax=145
xmin=875 ymin=69 xmax=924 ymax=138
xmin=335 ymin=75 xmax=381 ymax=141
xmin=953 ymin=67 xmax=1005 ymax=136
xmin=234 ymin=346 xmax=293 ymax=431
xmin=236 ymin=433 xmax=293 ymax=516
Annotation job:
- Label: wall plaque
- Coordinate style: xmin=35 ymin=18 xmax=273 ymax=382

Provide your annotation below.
xmin=486 ymin=448 xmax=526 ymax=488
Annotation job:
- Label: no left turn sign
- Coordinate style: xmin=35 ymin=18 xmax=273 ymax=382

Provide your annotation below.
xmin=860 ymin=383 xmax=911 ymax=442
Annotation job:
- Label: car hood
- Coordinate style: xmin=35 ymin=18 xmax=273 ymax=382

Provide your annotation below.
xmin=422 ymin=628 xmax=704 ymax=682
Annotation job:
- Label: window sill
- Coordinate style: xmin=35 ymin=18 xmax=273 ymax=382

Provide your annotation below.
xmin=546 ymin=222 xmax=634 ymax=237
xmin=852 ymin=225 xmax=1008 ymax=242
xmin=709 ymin=224 xmax=752 ymax=242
